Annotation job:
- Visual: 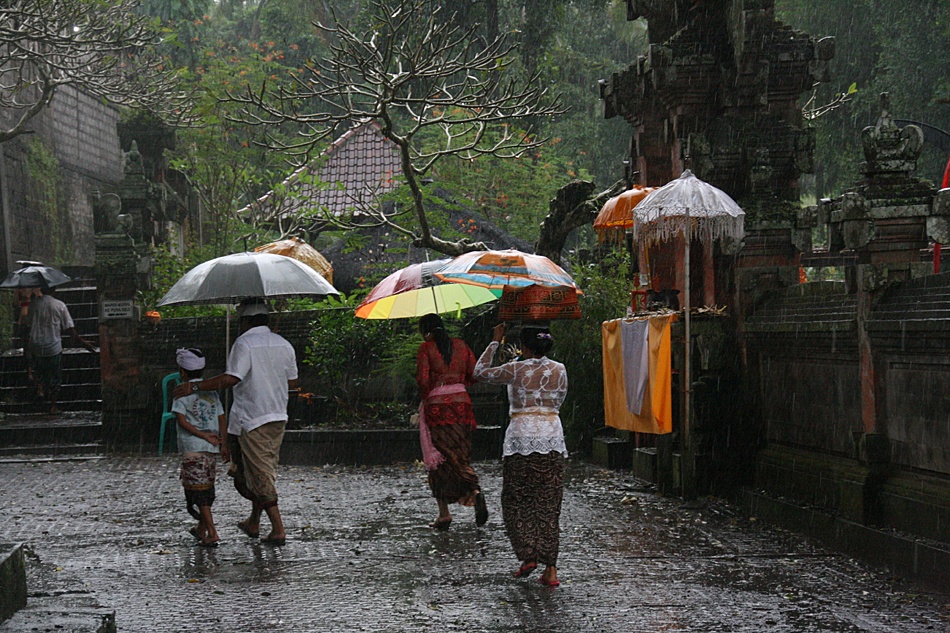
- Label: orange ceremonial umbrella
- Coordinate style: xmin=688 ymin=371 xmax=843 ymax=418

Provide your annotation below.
xmin=255 ymin=236 xmax=333 ymax=284
xmin=593 ymin=185 xmax=657 ymax=243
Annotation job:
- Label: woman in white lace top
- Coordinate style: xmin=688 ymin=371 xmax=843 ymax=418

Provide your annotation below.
xmin=474 ymin=322 xmax=568 ymax=587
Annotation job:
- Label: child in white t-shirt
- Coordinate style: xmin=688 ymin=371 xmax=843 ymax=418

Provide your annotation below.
xmin=172 ymin=348 xmax=228 ymax=547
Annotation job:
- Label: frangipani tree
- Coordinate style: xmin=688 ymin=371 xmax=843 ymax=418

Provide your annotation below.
xmin=0 ymin=0 xmax=192 ymax=142
xmin=228 ymin=0 xmax=563 ymax=256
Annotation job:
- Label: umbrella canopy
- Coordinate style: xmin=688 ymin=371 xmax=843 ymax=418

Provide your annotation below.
xmin=593 ymin=185 xmax=657 ymax=243
xmin=355 ymin=259 xmax=497 ymax=319
xmin=157 ymin=252 xmax=339 ymax=307
xmin=0 ymin=265 xmax=71 ymax=289
xmin=434 ymin=249 xmax=578 ymax=291
xmin=254 ymin=236 xmax=333 ymax=284
xmin=632 ymin=170 xmax=745 ymax=247
xmin=497 ymin=284 xmax=581 ymax=321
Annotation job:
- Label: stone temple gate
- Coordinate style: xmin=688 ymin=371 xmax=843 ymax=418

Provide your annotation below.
xmin=599 ymin=0 xmax=950 ymax=586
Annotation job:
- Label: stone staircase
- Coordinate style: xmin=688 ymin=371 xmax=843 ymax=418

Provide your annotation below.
xmin=0 ymin=270 xmax=103 ymax=460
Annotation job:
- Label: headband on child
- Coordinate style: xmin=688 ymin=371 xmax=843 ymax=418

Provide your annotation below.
xmin=176 ymin=348 xmax=205 ymax=371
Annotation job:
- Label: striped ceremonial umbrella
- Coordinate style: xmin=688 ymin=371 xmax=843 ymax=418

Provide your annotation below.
xmin=434 ymin=249 xmax=578 ymax=291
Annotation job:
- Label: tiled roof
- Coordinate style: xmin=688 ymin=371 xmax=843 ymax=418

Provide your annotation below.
xmin=241 ymin=121 xmax=402 ymax=221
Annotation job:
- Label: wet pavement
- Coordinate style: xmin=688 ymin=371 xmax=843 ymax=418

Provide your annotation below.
xmin=0 ymin=456 xmax=947 ymax=632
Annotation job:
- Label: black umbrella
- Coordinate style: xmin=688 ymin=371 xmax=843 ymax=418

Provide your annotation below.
xmin=0 ymin=265 xmax=71 ymax=289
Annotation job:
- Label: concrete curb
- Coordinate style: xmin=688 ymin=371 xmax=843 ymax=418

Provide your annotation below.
xmin=0 ymin=544 xmax=26 ymax=624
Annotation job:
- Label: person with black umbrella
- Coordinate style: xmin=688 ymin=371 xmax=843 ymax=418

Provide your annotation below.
xmin=25 ymin=283 xmax=97 ymax=414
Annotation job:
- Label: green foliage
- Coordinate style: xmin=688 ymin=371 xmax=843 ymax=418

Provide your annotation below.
xmin=777 ymin=0 xmax=950 ymax=195
xmin=551 ymin=249 xmax=632 ymax=453
xmin=304 ymin=294 xmax=416 ymax=398
xmin=426 ymin=123 xmax=591 ymax=242
xmin=140 ymin=240 xmax=227 ymax=317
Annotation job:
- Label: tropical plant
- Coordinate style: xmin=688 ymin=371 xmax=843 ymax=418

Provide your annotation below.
xmin=551 ymin=249 xmax=632 ymax=452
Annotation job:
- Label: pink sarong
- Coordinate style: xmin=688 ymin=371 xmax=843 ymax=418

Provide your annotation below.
xmin=418 ymin=383 xmax=467 ymax=470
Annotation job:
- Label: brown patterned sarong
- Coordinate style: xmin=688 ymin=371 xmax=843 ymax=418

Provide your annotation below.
xmin=236 ymin=421 xmax=286 ymax=510
xmin=427 ymin=422 xmax=479 ymax=506
xmin=181 ymin=451 xmax=217 ymax=519
xmin=501 ymin=452 xmax=565 ymax=566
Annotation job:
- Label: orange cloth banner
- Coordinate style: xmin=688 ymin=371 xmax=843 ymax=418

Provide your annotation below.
xmin=601 ymin=315 xmax=674 ymax=434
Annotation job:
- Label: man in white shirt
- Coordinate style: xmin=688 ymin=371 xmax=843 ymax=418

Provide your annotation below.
xmin=173 ymin=298 xmax=298 ymax=545
xmin=26 ymin=286 xmax=97 ymax=414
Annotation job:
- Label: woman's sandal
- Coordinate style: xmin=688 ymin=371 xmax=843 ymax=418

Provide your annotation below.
xmin=430 ymin=517 xmax=452 ymax=531
xmin=514 ymin=562 xmax=538 ymax=578
xmin=538 ymin=576 xmax=560 ymax=587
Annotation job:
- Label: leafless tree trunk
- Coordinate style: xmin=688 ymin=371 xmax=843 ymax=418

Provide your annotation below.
xmin=535 ymin=179 xmax=625 ymax=265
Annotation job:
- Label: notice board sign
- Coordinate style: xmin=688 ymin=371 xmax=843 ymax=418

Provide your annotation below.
xmin=101 ymin=299 xmax=134 ymax=320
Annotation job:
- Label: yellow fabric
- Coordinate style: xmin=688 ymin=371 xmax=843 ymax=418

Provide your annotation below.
xmin=601 ymin=315 xmax=674 ymax=434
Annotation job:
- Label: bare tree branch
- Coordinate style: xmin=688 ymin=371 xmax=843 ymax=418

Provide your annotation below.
xmin=225 ymin=0 xmax=564 ymax=257
xmin=535 ymin=179 xmax=626 ymax=265
xmin=0 ymin=0 xmax=193 ymax=142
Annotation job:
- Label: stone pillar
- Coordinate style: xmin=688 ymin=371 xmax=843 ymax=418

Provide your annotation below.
xmin=823 ymin=95 xmax=939 ymax=521
xmin=94 ymin=143 xmax=155 ymax=449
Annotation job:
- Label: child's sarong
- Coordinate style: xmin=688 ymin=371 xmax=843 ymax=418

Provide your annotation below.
xmin=181 ymin=451 xmax=217 ymax=518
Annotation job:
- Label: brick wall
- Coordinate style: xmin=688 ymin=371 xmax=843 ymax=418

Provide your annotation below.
xmin=0 ymin=85 xmax=122 ymax=272
xmin=745 ymin=274 xmax=950 ymax=476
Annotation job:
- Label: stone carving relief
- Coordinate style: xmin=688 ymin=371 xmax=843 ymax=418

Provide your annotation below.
xmin=860 ymin=93 xmax=924 ymax=175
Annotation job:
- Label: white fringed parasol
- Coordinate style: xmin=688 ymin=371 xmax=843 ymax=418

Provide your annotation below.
xmin=632 ymin=170 xmax=744 ymax=480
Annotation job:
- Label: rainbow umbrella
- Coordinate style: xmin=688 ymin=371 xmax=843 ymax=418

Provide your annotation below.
xmin=355 ymin=260 xmax=497 ymax=319
xmin=434 ymin=249 xmax=578 ymax=291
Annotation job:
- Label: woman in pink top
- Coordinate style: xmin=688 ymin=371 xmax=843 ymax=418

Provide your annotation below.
xmin=416 ymin=313 xmax=489 ymax=531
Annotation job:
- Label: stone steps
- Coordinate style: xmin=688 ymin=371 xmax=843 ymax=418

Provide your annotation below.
xmin=0 ymin=413 xmax=103 ymax=458
xmin=0 ymin=276 xmax=102 ymax=416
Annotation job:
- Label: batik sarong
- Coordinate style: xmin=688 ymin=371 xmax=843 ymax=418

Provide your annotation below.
xmin=427 ymin=422 xmax=479 ymax=507
xmin=501 ymin=451 xmax=565 ymax=566
xmin=181 ymin=451 xmax=217 ymax=519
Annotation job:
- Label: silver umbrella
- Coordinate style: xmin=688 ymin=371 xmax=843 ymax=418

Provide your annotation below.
xmin=157 ymin=252 xmax=339 ymax=364
xmin=632 ymin=169 xmax=744 ymax=477
xmin=0 ymin=264 xmax=71 ymax=289
xmin=157 ymin=252 xmax=339 ymax=307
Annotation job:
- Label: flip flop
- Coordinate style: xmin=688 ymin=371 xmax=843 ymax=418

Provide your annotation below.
xmin=260 ymin=535 xmax=286 ymax=546
xmin=237 ymin=521 xmax=259 ymax=539
xmin=474 ymin=491 xmax=489 ymax=527
xmin=538 ymin=577 xmax=560 ymax=587
xmin=430 ymin=517 xmax=452 ymax=531
xmin=197 ymin=539 xmax=219 ymax=548
xmin=514 ymin=562 xmax=537 ymax=578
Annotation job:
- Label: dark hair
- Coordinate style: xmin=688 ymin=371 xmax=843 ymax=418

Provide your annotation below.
xmin=419 ymin=313 xmax=453 ymax=365
xmin=244 ymin=313 xmax=268 ymax=328
xmin=520 ymin=325 xmax=554 ymax=357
